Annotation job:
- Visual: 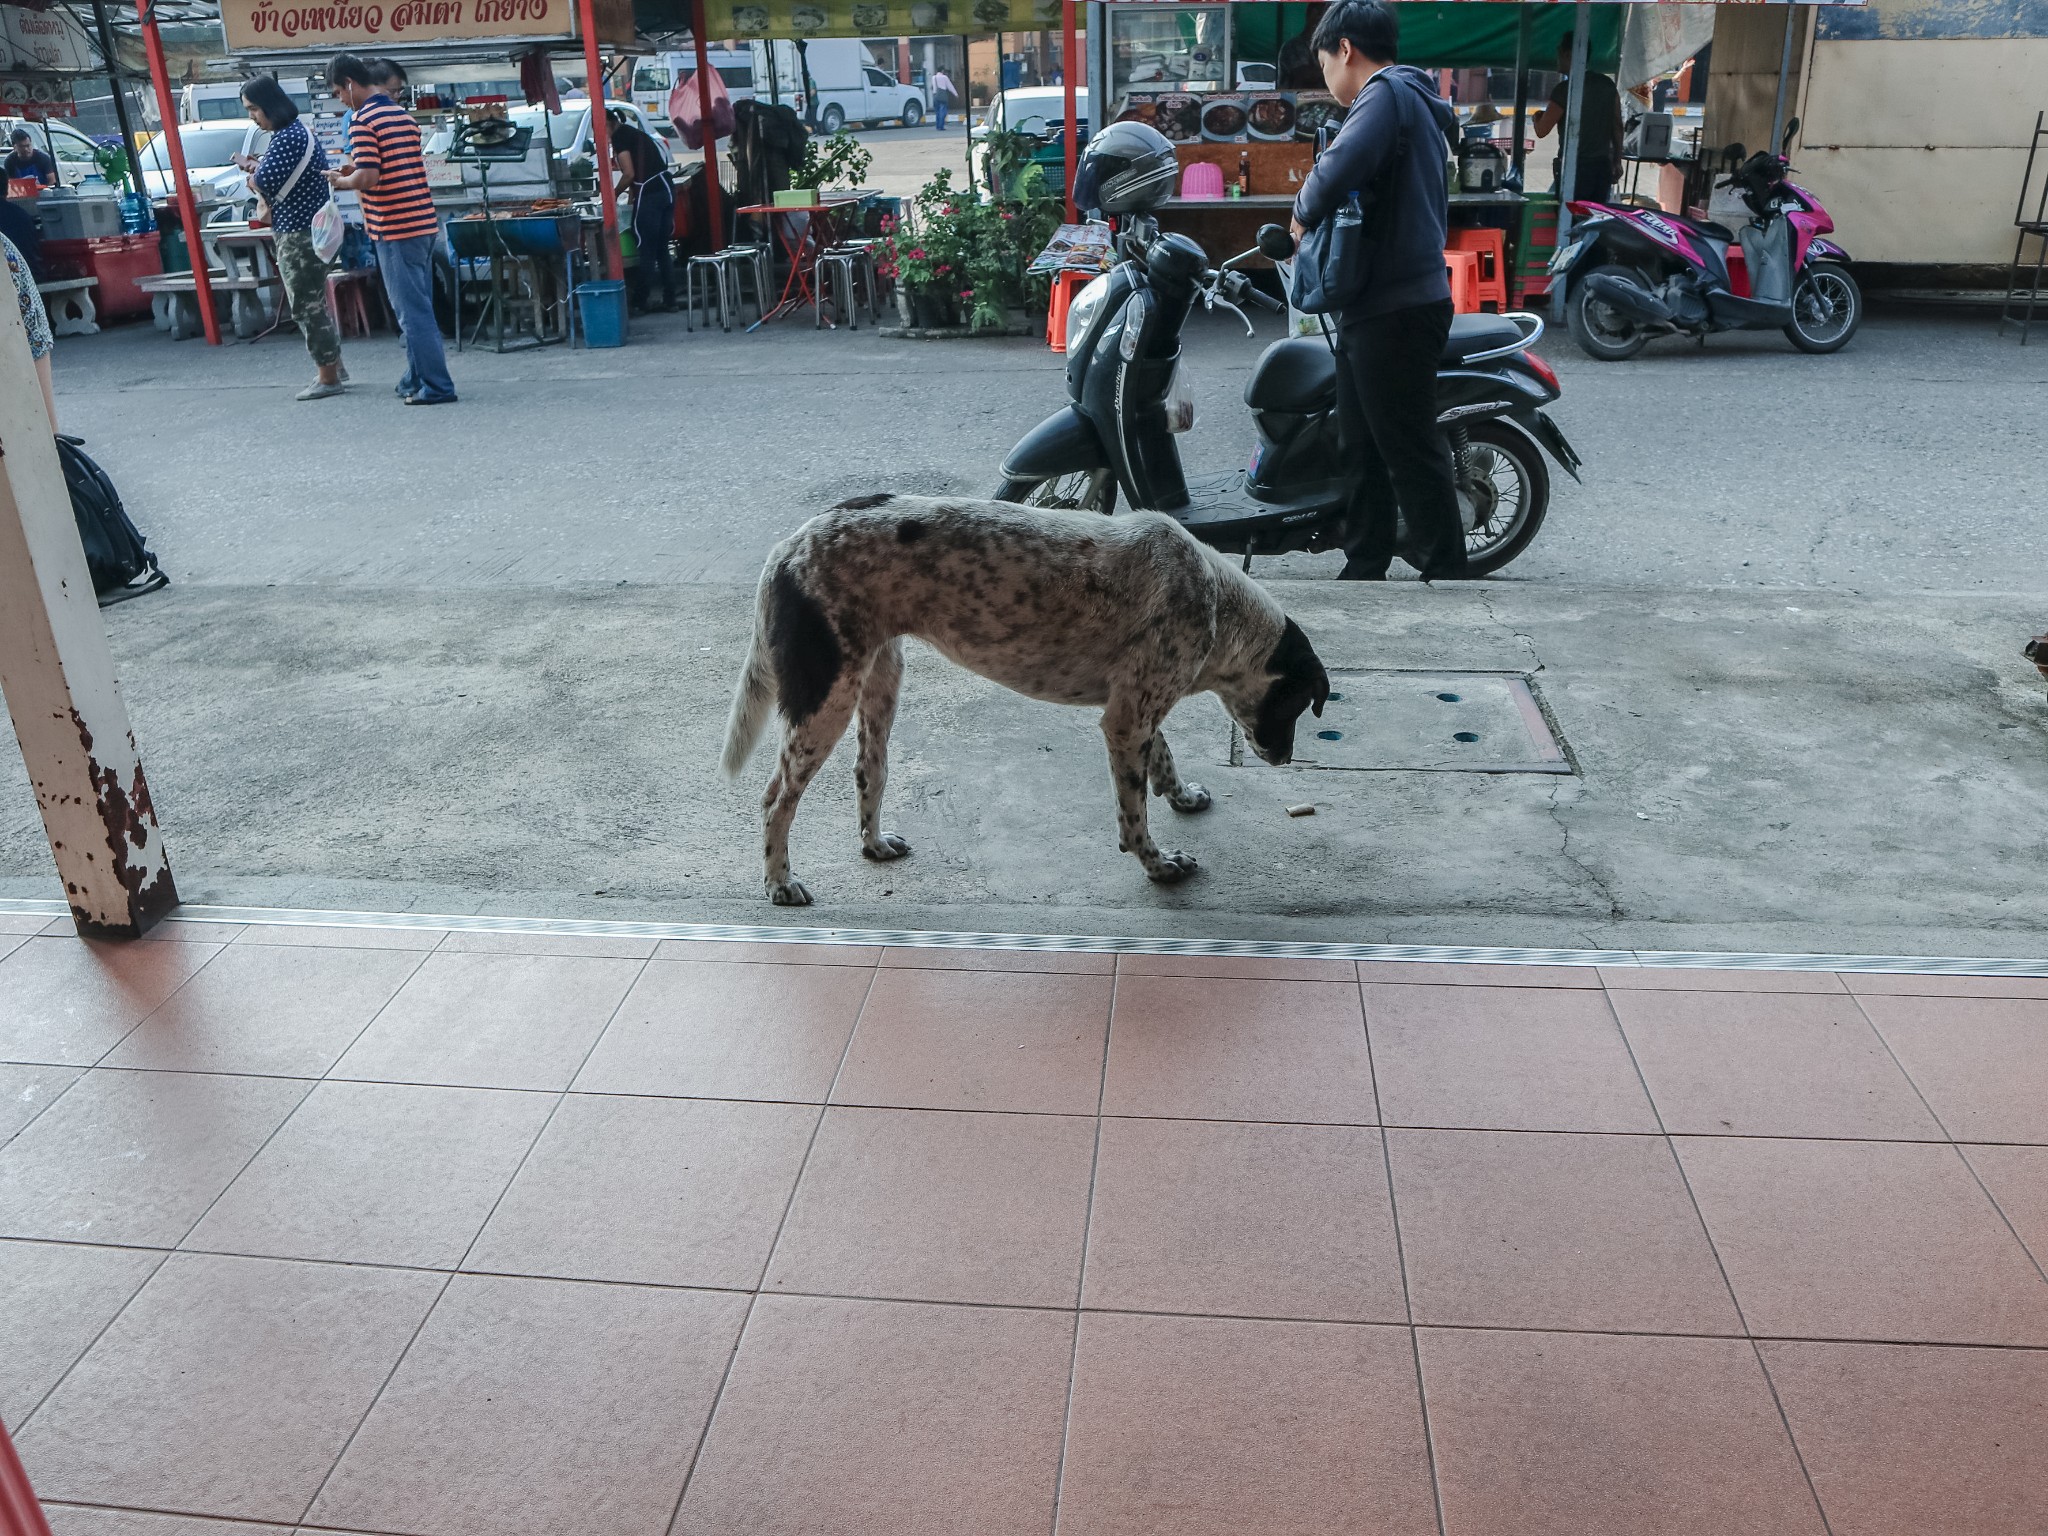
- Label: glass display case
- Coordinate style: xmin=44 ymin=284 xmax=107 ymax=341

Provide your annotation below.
xmin=1107 ymin=3 xmax=1229 ymax=101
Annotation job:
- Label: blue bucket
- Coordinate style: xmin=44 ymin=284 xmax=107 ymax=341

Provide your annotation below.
xmin=575 ymin=280 xmax=628 ymax=348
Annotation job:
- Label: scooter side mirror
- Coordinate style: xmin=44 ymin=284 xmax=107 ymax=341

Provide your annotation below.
xmin=1780 ymin=115 xmax=1800 ymax=155
xmin=1256 ymin=223 xmax=1296 ymax=261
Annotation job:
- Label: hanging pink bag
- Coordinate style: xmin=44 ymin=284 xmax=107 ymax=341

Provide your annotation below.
xmin=669 ymin=69 xmax=735 ymax=150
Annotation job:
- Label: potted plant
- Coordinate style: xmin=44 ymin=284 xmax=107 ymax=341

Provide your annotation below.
xmin=784 ymin=129 xmax=873 ymax=205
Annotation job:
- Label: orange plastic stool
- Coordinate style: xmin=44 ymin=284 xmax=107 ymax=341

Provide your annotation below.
xmin=1047 ymin=269 xmax=1094 ymax=352
xmin=1443 ymin=250 xmax=1482 ymax=314
xmin=1447 ymin=227 xmax=1509 ymax=312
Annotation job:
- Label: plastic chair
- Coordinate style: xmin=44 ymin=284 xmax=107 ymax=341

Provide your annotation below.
xmin=1447 ymin=227 xmax=1509 ymax=312
xmin=1047 ymin=268 xmax=1095 ymax=352
xmin=1443 ymin=250 xmax=1482 ymax=314
xmin=325 ymin=269 xmax=388 ymax=338
xmin=1180 ymin=161 xmax=1225 ymax=200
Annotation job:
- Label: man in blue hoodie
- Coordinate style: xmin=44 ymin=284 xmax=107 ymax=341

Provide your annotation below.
xmin=1290 ymin=0 xmax=1464 ymax=581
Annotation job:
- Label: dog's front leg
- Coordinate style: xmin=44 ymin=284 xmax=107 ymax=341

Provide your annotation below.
xmin=856 ymin=639 xmax=911 ymax=863
xmin=1145 ymin=731 xmax=1211 ymax=814
xmin=1103 ymin=710 xmax=1199 ymax=884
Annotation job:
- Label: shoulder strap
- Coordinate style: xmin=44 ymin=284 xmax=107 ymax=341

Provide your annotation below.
xmin=274 ymin=127 xmax=316 ymax=202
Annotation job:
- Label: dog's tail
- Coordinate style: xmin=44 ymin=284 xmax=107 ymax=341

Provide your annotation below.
xmin=721 ymin=596 xmax=777 ymax=779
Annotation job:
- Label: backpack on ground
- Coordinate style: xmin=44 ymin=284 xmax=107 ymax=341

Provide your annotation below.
xmin=54 ymin=434 xmax=168 ymax=606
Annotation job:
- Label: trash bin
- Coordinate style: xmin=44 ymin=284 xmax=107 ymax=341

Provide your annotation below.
xmin=575 ymin=279 xmax=628 ymax=347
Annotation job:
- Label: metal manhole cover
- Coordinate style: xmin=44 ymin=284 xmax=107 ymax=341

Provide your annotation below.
xmin=1277 ymin=671 xmax=1570 ymax=774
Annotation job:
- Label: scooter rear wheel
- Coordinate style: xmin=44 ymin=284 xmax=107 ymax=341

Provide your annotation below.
xmin=994 ymin=470 xmax=1119 ymax=514
xmin=1458 ymin=419 xmax=1551 ymax=577
xmin=1565 ymin=264 xmax=1653 ymax=361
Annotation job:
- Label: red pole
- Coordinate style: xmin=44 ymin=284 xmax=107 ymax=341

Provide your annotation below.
xmin=690 ymin=0 xmax=725 ymax=252
xmin=139 ymin=0 xmax=219 ymax=345
xmin=0 ymin=1417 xmax=56 ymax=1536
xmin=577 ymin=0 xmax=622 ymax=280
xmin=1062 ymin=0 xmax=1078 ymax=221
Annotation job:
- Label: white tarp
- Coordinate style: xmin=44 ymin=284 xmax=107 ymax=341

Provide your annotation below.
xmin=1618 ymin=2 xmax=1717 ymax=89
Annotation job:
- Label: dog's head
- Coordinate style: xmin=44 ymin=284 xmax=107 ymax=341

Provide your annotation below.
xmin=1219 ymin=617 xmax=1330 ymax=766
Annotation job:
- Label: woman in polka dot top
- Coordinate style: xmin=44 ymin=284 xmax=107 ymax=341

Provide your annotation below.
xmin=239 ymin=75 xmax=348 ymax=401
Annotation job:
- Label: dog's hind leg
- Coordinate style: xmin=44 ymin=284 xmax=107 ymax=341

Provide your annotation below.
xmin=762 ymin=676 xmax=860 ymax=906
xmin=1144 ymin=731 xmax=1212 ymax=814
xmin=856 ymin=639 xmax=911 ymax=863
xmin=1103 ymin=701 xmax=1199 ymax=885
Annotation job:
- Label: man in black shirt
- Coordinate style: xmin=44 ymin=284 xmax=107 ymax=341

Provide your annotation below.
xmin=5 ymin=128 xmax=59 ymax=190
xmin=607 ymin=108 xmax=676 ymax=313
xmin=1535 ymin=32 xmax=1624 ymax=205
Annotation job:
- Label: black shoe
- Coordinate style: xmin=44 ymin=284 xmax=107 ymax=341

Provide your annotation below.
xmin=1337 ymin=559 xmax=1389 ymax=581
xmin=402 ymin=391 xmax=459 ymax=406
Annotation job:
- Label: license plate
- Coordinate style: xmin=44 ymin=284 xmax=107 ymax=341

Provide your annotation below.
xmin=1548 ymin=241 xmax=1584 ymax=276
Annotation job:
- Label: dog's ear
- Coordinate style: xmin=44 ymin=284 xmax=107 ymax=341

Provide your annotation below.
xmin=1272 ymin=617 xmax=1330 ymax=718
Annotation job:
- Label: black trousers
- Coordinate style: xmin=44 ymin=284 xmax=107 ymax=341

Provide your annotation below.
xmin=1332 ymin=298 xmax=1466 ymax=580
xmin=628 ymin=175 xmax=677 ymax=310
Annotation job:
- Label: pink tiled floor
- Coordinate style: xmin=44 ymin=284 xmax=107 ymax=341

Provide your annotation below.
xmin=4 ymin=923 xmax=2048 ymax=1536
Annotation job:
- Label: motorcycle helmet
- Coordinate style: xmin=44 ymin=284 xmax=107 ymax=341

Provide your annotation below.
xmin=1073 ymin=119 xmax=1178 ymax=217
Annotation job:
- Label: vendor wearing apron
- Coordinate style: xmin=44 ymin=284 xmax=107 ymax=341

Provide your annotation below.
xmin=608 ymin=109 xmax=676 ymax=315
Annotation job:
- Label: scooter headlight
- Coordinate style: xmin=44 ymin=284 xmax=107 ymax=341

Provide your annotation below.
xmin=1065 ymin=273 xmax=1112 ymax=355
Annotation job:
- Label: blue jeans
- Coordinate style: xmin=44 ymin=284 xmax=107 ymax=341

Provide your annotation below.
xmin=374 ymin=233 xmax=455 ymax=402
xmin=933 ymin=94 xmax=948 ymax=131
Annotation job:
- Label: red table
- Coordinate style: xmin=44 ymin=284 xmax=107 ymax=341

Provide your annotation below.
xmin=735 ymin=194 xmax=869 ymax=326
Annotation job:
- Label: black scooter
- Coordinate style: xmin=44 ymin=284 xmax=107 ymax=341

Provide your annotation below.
xmin=996 ymin=221 xmax=1582 ymax=575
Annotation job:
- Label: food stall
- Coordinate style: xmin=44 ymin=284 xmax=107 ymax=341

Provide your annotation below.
xmin=1090 ymin=1 xmax=1623 ymax=306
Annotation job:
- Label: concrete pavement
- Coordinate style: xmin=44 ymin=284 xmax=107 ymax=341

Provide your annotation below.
xmin=4 ymin=577 xmax=2041 ymax=957
xmin=5 ymin=303 xmax=2045 ymax=953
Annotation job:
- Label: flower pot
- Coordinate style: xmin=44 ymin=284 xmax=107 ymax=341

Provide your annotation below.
xmin=911 ymin=291 xmax=950 ymax=329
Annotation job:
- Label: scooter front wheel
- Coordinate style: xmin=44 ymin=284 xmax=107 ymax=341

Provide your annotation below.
xmin=1784 ymin=261 xmax=1862 ymax=353
xmin=994 ymin=470 xmax=1119 ymax=514
xmin=1457 ymin=419 xmax=1551 ymax=577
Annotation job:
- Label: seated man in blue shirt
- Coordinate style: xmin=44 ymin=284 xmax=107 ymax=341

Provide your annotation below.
xmin=4 ymin=128 xmax=59 ymax=189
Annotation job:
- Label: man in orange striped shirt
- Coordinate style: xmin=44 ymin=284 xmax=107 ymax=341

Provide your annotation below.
xmin=325 ymin=53 xmax=456 ymax=405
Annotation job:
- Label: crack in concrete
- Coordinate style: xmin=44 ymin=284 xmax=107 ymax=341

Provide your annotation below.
xmin=1475 ymin=588 xmax=1543 ymax=673
xmin=1545 ymin=777 xmax=1625 ymax=921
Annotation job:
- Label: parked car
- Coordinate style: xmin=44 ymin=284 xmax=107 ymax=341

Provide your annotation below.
xmin=137 ymin=119 xmax=268 ymax=216
xmin=181 ymin=79 xmax=311 ymax=123
xmin=792 ymin=39 xmax=923 ymax=132
xmin=970 ymin=86 xmax=1088 ymax=194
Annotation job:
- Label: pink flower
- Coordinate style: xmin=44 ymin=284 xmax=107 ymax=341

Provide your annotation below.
xmin=937 ymin=264 xmax=951 ymax=274
xmin=960 ymin=287 xmax=974 ymax=298
xmin=908 ymin=248 xmax=926 ymax=259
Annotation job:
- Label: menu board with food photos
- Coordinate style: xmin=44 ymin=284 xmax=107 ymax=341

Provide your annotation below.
xmin=1117 ymin=89 xmax=1336 ymax=146
xmin=706 ymin=0 xmax=1075 ymax=38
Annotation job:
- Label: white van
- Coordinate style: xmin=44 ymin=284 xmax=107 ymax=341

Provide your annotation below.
xmin=180 ymin=79 xmax=311 ymax=123
xmin=630 ymin=47 xmax=760 ymax=120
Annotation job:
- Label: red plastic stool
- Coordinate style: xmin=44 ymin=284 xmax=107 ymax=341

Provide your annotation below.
xmin=1047 ymin=269 xmax=1094 ymax=353
xmin=1443 ymin=250 xmax=1482 ymax=314
xmin=326 ymin=269 xmax=388 ymax=338
xmin=1447 ymin=227 xmax=1509 ymax=312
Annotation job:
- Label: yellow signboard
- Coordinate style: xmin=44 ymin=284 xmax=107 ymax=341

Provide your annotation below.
xmin=705 ymin=0 xmax=1077 ymax=40
xmin=220 ymin=0 xmax=632 ymax=52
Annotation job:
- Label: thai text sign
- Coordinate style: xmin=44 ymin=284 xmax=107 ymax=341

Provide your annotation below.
xmin=222 ymin=0 xmax=572 ymax=50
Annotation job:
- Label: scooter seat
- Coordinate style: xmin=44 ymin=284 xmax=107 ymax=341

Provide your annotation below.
xmin=1442 ymin=313 xmax=1527 ymax=365
xmin=1243 ymin=337 xmax=1338 ymax=414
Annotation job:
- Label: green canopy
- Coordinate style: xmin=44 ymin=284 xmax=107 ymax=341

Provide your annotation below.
xmin=1235 ymin=3 xmax=1623 ymax=72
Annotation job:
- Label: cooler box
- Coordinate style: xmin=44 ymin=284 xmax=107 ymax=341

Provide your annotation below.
xmin=84 ymin=235 xmax=163 ymax=322
xmin=37 ymin=193 xmax=124 ymax=241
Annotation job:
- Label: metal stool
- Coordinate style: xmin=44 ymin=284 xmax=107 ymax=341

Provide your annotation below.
xmin=718 ymin=242 xmax=773 ymax=322
xmin=812 ymin=248 xmax=861 ymax=329
xmin=684 ymin=254 xmax=737 ymax=332
xmin=816 ymin=244 xmax=879 ymax=328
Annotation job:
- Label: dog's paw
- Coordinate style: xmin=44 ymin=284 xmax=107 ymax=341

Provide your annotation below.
xmin=768 ymin=879 xmax=814 ymax=906
xmin=1166 ymin=782 xmax=1212 ymax=814
xmin=861 ymin=833 xmax=913 ymax=862
xmin=1146 ymin=850 xmax=1200 ymax=884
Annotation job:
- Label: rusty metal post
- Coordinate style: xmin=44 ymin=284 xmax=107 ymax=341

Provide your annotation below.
xmin=578 ymin=0 xmax=623 ymax=281
xmin=690 ymin=0 xmax=726 ymax=252
xmin=1062 ymin=0 xmax=1078 ymax=221
xmin=0 ymin=259 xmax=177 ymax=937
xmin=139 ymin=0 xmax=220 ymax=346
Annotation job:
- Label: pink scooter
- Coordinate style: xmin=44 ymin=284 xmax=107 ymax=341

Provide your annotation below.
xmin=1548 ymin=116 xmax=1862 ymax=360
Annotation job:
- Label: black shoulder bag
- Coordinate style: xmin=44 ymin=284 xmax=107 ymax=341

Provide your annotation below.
xmin=1290 ymin=80 xmax=1412 ymax=316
